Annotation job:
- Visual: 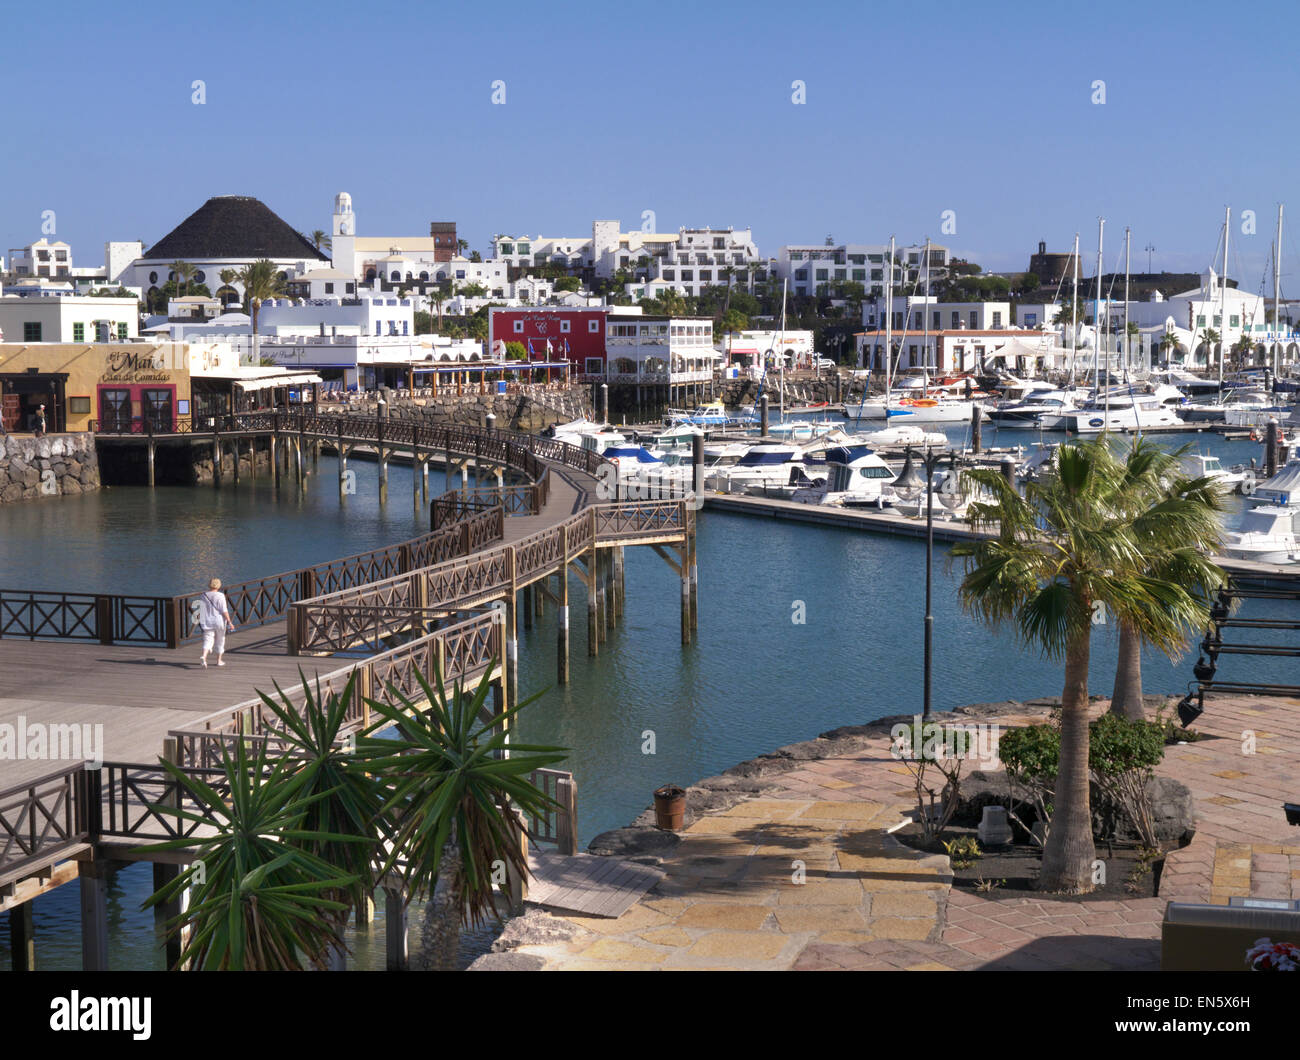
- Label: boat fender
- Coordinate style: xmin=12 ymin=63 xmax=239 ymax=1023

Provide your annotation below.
xmin=1250 ymin=429 xmax=1260 ymax=442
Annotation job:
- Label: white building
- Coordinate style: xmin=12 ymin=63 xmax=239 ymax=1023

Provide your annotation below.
xmin=864 ymin=295 xmax=1012 ymax=333
xmin=776 ymin=242 xmax=950 ymax=297
xmin=120 ymin=196 xmax=330 ymax=310
xmin=0 ymin=294 xmax=139 ymax=344
xmin=722 ymin=329 xmax=816 ymax=374
xmin=493 ymin=221 xmax=765 ymax=295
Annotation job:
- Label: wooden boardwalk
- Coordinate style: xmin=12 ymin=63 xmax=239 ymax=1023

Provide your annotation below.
xmin=526 ymin=849 xmax=664 ymax=918
xmin=0 ymin=628 xmax=334 ymax=785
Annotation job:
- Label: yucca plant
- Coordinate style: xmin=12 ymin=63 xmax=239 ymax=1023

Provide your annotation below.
xmin=142 ymin=737 xmax=367 ymax=970
xmin=359 ymin=662 xmax=565 ymax=971
xmin=256 ymin=670 xmax=391 ymax=966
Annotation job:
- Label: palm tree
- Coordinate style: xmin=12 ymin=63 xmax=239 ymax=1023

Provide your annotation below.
xmin=1202 ymin=328 xmax=1221 ymax=369
xmin=218 ymin=268 xmax=238 ymax=307
xmin=1107 ymin=441 xmax=1227 ymax=720
xmin=1162 ymin=329 xmax=1182 ymax=365
xmin=952 ymin=438 xmax=1224 ymax=892
xmin=456 ymin=238 xmax=469 ymax=258
xmin=310 ymin=229 xmax=332 ymax=253
xmin=238 ymin=259 xmax=287 ymax=337
xmin=171 ymin=260 xmax=197 ymax=298
xmin=361 ymin=665 xmax=565 ymax=970
xmin=430 ymin=283 xmax=456 ymax=329
xmin=143 ymin=738 xmax=364 ymax=970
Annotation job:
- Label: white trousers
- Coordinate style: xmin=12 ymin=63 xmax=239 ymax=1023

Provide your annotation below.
xmin=201 ymin=626 xmax=227 ymax=657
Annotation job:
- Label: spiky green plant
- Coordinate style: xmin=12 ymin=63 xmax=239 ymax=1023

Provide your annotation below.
xmin=359 ymin=662 xmax=565 ymax=971
xmin=142 ymin=737 xmax=366 ymax=970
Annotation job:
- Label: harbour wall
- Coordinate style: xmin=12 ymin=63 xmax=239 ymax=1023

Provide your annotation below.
xmin=0 ymin=432 xmax=100 ymax=503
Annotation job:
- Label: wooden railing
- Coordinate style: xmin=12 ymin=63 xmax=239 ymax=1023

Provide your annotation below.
xmin=526 ymin=768 xmax=578 ymax=855
xmin=0 ymin=764 xmax=90 ymax=889
xmin=0 ymin=590 xmax=176 ymax=645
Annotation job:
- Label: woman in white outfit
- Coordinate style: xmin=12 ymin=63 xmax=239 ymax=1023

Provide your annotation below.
xmin=199 ymin=578 xmax=236 ymax=667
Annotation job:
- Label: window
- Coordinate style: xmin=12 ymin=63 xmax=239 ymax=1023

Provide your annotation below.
xmin=560 ymin=320 xmax=571 ymax=333
xmin=815 ymin=269 xmax=828 ymax=281
xmin=852 ymin=269 xmax=866 ymax=281
xmin=951 ymin=312 xmax=960 ymax=328
xmin=1230 ymin=315 xmax=1240 ymax=328
xmin=682 ymin=270 xmax=693 ymax=281
xmin=969 ymin=311 xmax=978 ymax=329
xmin=513 ymin=320 xmax=524 ymax=333
xmin=932 ymin=312 xmax=940 ymax=329
xmin=1196 ymin=315 xmax=1206 ymax=327
xmin=795 ymin=269 xmax=807 ymax=281
xmin=871 ymin=269 xmax=882 ymax=281
xmin=23 ymin=322 xmax=41 ymax=341
xmin=700 ymin=270 xmax=711 ymax=281
xmin=518 ymin=244 xmax=530 ymax=255
xmin=992 ymin=311 xmax=1002 ymax=327
xmin=325 ymin=283 xmax=334 ymax=294
xmin=73 ymin=322 xmax=85 ymax=341
xmin=1024 ymin=313 xmax=1038 ymax=326
xmin=663 ymin=269 xmax=675 ymax=280
xmin=1213 ymin=315 xmax=1221 ymax=328
xmin=346 ymin=282 xmax=355 ymax=294
xmin=588 ymin=319 xmax=600 ymax=333
xmin=849 ymin=254 xmax=865 ymax=265
xmin=586 ymin=357 xmax=603 ymax=375
xmin=501 ymin=243 xmax=514 ymax=255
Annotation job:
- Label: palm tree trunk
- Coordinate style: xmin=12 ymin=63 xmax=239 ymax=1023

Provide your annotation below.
xmin=1108 ymin=619 xmax=1146 ymax=721
xmin=1038 ymin=627 xmax=1097 ymax=893
xmin=415 ymin=834 xmax=463 ymax=971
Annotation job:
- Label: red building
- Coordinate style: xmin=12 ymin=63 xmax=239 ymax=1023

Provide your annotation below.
xmin=488 ymin=307 xmax=610 ymax=378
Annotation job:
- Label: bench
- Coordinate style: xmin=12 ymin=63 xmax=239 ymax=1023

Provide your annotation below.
xmin=1162 ymin=900 xmax=1300 ymax=970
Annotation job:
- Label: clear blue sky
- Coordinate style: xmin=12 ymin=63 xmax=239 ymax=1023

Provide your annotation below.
xmin=3 ymin=0 xmax=1298 ymax=289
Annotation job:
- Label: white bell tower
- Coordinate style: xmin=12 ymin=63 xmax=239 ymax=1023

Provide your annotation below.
xmin=333 ymin=192 xmax=355 ymax=237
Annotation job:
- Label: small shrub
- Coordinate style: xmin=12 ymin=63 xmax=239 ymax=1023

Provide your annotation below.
xmin=1089 ymin=714 xmax=1166 ymax=850
xmin=974 ymin=877 xmax=1004 ymax=892
xmin=1154 ymin=700 xmax=1201 ymax=744
xmin=997 ymin=723 xmax=1059 ymax=847
xmin=942 ymin=836 xmax=981 ymax=868
xmin=894 ymin=722 xmax=975 ymax=843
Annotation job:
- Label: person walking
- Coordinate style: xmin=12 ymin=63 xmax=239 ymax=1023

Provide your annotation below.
xmin=198 ymin=577 xmax=236 ymax=667
xmin=33 ymin=404 xmax=47 ymax=437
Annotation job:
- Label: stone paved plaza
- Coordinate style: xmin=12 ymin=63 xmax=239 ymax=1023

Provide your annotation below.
xmin=481 ymin=694 xmax=1300 ymax=971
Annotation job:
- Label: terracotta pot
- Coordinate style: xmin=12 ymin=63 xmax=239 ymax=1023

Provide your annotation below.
xmin=653 ymin=784 xmax=686 ymax=831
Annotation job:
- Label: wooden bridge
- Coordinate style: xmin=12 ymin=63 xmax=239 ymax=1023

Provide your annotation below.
xmin=0 ymin=412 xmax=698 ymax=969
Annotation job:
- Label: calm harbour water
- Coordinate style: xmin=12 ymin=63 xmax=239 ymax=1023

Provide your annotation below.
xmin=0 ymin=424 xmax=1294 ymax=969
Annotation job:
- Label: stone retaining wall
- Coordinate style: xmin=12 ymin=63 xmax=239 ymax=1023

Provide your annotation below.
xmin=0 ymin=433 xmax=100 ymax=503
xmin=346 ymin=388 xmax=595 ymax=432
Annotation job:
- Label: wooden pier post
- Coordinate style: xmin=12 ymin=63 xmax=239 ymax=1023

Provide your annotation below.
xmin=355 ymin=894 xmax=374 ymax=926
xmin=212 ymin=433 xmax=222 ymax=489
xmin=9 ymin=903 xmax=34 ymax=971
xmin=522 ymin=585 xmax=533 ymax=632
xmin=445 ymin=443 xmax=454 ymax=493
xmin=152 ymin=861 xmax=182 ymax=969
xmin=680 ymin=538 xmax=691 ymax=647
xmin=79 ymin=860 xmax=111 ymax=971
xmin=587 ymin=542 xmax=599 ymax=657
xmin=558 ymin=528 xmax=570 ymax=684
xmin=412 ymin=440 xmax=422 ymax=513
xmin=603 ymin=551 xmax=614 ymax=636
xmin=971 ymin=405 xmax=983 ymax=455
xmin=535 ymin=577 xmax=545 ymax=619
xmin=613 ymin=546 xmax=625 ymax=622
xmin=383 ymin=886 xmax=408 ymax=971
xmin=147 ymin=439 xmax=156 ymax=487
xmin=270 ymin=432 xmax=279 ymax=490
xmin=338 ymin=443 xmax=349 ymax=501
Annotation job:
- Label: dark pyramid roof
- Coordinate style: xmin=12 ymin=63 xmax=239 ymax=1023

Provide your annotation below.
xmin=143 ymin=196 xmax=330 ymax=262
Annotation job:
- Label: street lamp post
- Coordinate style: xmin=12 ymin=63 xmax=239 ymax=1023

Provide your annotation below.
xmin=892 ymin=447 xmax=957 ymax=719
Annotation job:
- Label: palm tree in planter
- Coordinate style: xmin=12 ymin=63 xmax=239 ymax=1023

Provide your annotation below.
xmin=360 ymin=663 xmax=565 ymax=971
xmin=219 ymin=268 xmax=239 ymax=307
xmin=951 ymin=438 xmax=1221 ymax=893
xmin=1107 ymin=441 xmax=1226 ymax=720
xmin=238 ymin=259 xmax=287 ymax=340
xmin=143 ymin=738 xmax=366 ymax=969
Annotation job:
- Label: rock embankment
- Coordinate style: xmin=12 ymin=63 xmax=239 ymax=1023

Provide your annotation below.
xmin=0 ymin=433 xmax=100 ymax=503
xmin=347 ymin=388 xmax=594 ymax=433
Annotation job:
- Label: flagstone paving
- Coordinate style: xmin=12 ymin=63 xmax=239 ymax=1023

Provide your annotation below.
xmin=493 ymin=694 xmax=1300 ymax=971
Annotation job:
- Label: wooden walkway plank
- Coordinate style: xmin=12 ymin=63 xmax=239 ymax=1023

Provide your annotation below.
xmin=526 ymin=849 xmax=663 ymax=918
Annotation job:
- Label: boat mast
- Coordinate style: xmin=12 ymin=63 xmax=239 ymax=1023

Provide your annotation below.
xmin=1123 ymin=226 xmax=1131 ymax=381
xmin=1220 ymin=205 xmax=1230 ymax=402
xmin=1275 ymin=203 xmax=1284 ymax=379
xmin=1095 ymin=218 xmax=1105 ymax=416
xmin=779 ymin=276 xmax=787 ymax=415
xmin=1069 ymin=232 xmax=1080 ymax=387
xmin=922 ymin=237 xmax=930 ymax=391
xmin=885 ymin=235 xmax=894 ymax=414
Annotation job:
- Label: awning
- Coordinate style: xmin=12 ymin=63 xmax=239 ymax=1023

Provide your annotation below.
xmin=230 ymin=372 xmax=323 ymax=391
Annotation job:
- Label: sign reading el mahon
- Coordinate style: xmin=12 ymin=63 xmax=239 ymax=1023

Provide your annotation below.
xmin=101 ymin=349 xmax=171 ymax=384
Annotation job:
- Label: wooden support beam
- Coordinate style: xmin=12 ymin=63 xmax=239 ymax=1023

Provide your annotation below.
xmin=679 ymin=543 xmax=690 ymax=647
xmin=651 ymin=544 xmax=682 ymax=577
xmin=383 ymin=886 xmax=408 ymax=971
xmin=9 ymin=903 xmax=34 ymax=971
xmin=558 ymin=530 xmax=570 ymax=684
xmin=688 ymin=508 xmax=698 ymax=633
xmin=522 ymin=585 xmax=532 ymax=631
xmin=79 ymin=860 xmax=111 ymax=971
xmin=586 ymin=543 xmax=598 ymax=657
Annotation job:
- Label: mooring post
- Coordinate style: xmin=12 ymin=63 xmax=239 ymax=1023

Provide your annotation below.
xmin=212 ymin=427 xmax=221 ymax=489
xmin=971 ymin=405 xmax=983 ymax=455
xmin=1000 ymin=457 xmax=1017 ymax=492
xmin=147 ymin=438 xmax=156 ymax=487
xmin=603 ymin=551 xmax=615 ymax=636
xmin=1266 ymin=418 xmax=1279 ymax=479
xmin=535 ymin=576 xmax=545 ymax=619
xmin=412 ymin=440 xmax=421 ymax=513
xmin=760 ymin=394 xmax=769 ymax=438
xmin=445 ymin=441 xmax=454 ymax=493
xmin=9 ymin=904 xmax=35 ymax=972
xmin=614 ymin=545 xmax=625 ymax=622
xmin=688 ymin=506 xmax=698 ymax=633
xmin=680 ymin=541 xmax=691 ymax=647
xmin=522 ymin=584 xmax=533 ymax=631
xmin=383 ymin=886 xmax=408 ymax=971
xmin=270 ymin=429 xmax=279 ymax=490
